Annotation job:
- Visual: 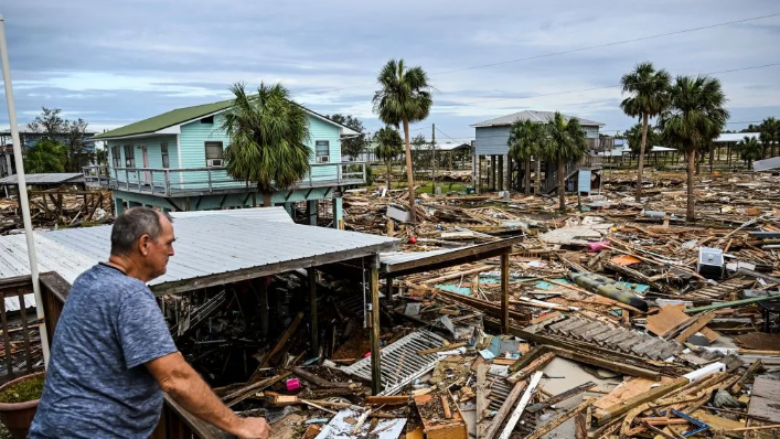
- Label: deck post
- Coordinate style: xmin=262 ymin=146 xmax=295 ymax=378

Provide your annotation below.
xmin=308 ymin=268 xmax=318 ymax=357
xmin=332 ymin=191 xmax=343 ymax=230
xmin=501 ymin=250 xmax=510 ymax=334
xmin=259 ymin=277 xmax=268 ymax=337
xmin=307 ymin=199 xmax=318 ymax=226
xmin=368 ymin=256 xmax=382 ymax=394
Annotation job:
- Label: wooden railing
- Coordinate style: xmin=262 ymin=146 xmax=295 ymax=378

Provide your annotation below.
xmin=541 ymin=154 xmax=602 ymax=194
xmin=83 ymin=162 xmax=368 ymax=197
xmin=0 ymin=276 xmax=41 ymax=384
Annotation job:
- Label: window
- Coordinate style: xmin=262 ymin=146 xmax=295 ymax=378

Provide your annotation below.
xmin=315 ymin=140 xmax=329 ymax=162
xmin=161 ymin=142 xmax=170 ymax=168
xmin=201 ymin=116 xmax=214 ymax=124
xmin=111 ymin=145 xmax=121 ymax=169
xmin=205 ymin=141 xmax=224 ymax=166
xmin=123 ymin=145 xmax=135 ymax=168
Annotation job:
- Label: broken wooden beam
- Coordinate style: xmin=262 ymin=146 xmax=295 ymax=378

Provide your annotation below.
xmin=506 ymin=352 xmax=555 ymax=383
xmin=591 ymin=377 xmax=688 ymax=426
xmin=497 ymin=371 xmax=543 ymax=439
xmin=524 ymin=399 xmax=593 ymax=439
xmin=260 ymin=312 xmax=304 ymax=368
xmin=673 ymin=312 xmax=715 ymax=343
xmin=481 ymin=380 xmax=527 ymax=439
xmin=526 ymin=381 xmax=596 ymax=414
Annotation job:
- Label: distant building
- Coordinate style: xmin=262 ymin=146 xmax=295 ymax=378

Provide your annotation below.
xmin=470 ymin=110 xmax=605 ymax=195
xmin=0 ymin=128 xmax=97 ymax=153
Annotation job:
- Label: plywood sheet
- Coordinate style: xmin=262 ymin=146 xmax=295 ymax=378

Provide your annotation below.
xmin=748 ymin=395 xmax=780 ymax=423
xmin=753 ymin=376 xmax=780 ymax=400
xmin=592 ymin=376 xmax=675 ymax=410
xmin=646 ymin=305 xmax=690 ymax=338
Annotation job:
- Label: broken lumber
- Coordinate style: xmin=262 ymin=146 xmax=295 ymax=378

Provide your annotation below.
xmin=418 ymin=342 xmax=467 ymax=355
xmin=684 ymin=294 xmax=780 ymax=313
xmin=526 ymin=381 xmax=595 ymax=413
xmin=524 ymin=399 xmax=593 ymax=439
xmin=497 ymin=371 xmax=543 ymax=439
xmin=591 ymin=377 xmax=688 ymax=426
xmin=365 ymin=396 xmax=409 ymax=405
xmin=506 ymin=352 xmax=555 ymax=383
xmin=730 ymin=359 xmax=763 ymax=394
xmin=260 ymin=312 xmax=304 ymax=368
xmin=224 ymin=373 xmax=291 ymax=408
xmin=481 ymin=380 xmax=527 ymax=439
xmin=673 ymin=312 xmax=716 ymax=343
xmin=293 ymin=367 xmax=354 ymax=388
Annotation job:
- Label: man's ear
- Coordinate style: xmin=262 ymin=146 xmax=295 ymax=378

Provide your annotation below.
xmin=138 ymin=234 xmax=152 ymax=256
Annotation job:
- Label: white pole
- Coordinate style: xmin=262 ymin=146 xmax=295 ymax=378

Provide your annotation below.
xmin=0 ymin=15 xmax=51 ymax=366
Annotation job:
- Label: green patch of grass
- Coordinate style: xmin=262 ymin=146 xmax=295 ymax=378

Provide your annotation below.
xmin=0 ymin=374 xmax=44 ymax=404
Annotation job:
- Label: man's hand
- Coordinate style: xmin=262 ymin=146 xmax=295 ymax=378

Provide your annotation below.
xmin=235 ymin=417 xmax=270 ymax=439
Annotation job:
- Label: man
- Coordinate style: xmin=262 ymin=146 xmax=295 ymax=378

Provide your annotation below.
xmin=30 ymin=207 xmax=269 ymax=439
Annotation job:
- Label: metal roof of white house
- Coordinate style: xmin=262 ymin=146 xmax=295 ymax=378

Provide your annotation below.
xmin=0 ymin=173 xmax=85 ymax=185
xmin=0 ymin=211 xmax=397 ymax=296
xmin=471 ymin=110 xmax=604 ymax=128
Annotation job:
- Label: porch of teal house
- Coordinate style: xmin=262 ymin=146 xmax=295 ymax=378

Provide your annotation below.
xmin=87 ymin=98 xmax=364 ymax=228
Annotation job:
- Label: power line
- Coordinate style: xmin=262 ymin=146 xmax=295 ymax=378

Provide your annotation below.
xmin=304 ymin=12 xmax=780 ymax=96
xmin=432 ymin=12 xmax=780 ymax=76
xmin=453 ymin=62 xmax=780 ymax=105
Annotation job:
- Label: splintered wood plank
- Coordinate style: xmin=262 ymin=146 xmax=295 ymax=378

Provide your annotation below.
xmin=673 ymin=312 xmax=716 ymax=343
xmin=646 ymin=305 xmax=690 ymax=338
xmin=753 ymin=376 xmax=780 ymax=401
xmin=748 ymin=395 xmax=780 ymax=423
xmin=593 ymin=376 xmax=675 ymax=410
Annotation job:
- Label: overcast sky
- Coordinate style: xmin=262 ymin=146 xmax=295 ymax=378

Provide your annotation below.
xmin=1 ymin=0 xmax=779 ymax=141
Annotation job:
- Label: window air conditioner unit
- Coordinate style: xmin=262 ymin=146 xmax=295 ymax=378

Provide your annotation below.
xmin=316 ymin=156 xmax=330 ymax=163
xmin=207 ymin=159 xmax=223 ymax=167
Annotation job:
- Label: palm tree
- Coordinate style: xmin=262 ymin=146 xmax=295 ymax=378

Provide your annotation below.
xmin=222 ymin=82 xmax=311 ymax=207
xmin=659 ymin=76 xmax=729 ymax=222
xmin=507 ymin=120 xmax=545 ymax=195
xmin=543 ymin=112 xmax=588 ymax=212
xmin=374 ymin=127 xmax=404 ymax=189
xmin=373 ymin=59 xmax=433 ymax=223
xmin=759 ymin=117 xmax=779 ymax=158
xmin=620 ymin=62 xmax=671 ymax=202
xmin=24 ymin=140 xmax=67 ymax=173
xmin=738 ymin=136 xmax=762 ymax=168
xmin=625 ymin=123 xmax=661 ymax=166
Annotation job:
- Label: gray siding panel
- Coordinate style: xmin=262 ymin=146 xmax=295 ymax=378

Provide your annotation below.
xmin=474 ymin=126 xmax=511 ymax=156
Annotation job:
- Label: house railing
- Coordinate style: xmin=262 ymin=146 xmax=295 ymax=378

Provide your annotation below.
xmin=83 ymin=162 xmax=367 ymax=196
xmin=0 ymin=276 xmax=42 ymax=384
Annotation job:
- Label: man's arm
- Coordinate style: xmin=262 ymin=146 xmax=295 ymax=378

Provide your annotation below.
xmin=146 ymin=352 xmax=269 ymax=439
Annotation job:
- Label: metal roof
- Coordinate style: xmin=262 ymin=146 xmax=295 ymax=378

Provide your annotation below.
xmin=380 ymin=237 xmax=523 ymax=277
xmin=753 ymin=156 xmax=780 ymax=172
xmin=471 ymin=110 xmax=604 ymax=128
xmin=714 ymin=132 xmax=760 ymax=143
xmin=0 ymin=214 xmax=398 ymax=295
xmin=169 ymin=206 xmax=294 ymax=224
xmin=0 ymin=173 xmax=85 ymax=185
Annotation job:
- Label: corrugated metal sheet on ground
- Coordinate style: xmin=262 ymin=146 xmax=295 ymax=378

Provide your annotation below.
xmin=341 ymin=331 xmax=445 ymax=395
xmin=0 ymin=173 xmax=84 ymax=185
xmin=0 ymin=213 xmax=397 ymax=291
xmin=753 ymin=156 xmax=780 ymax=172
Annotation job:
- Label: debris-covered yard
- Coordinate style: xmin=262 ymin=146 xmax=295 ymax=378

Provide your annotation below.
xmin=172 ymin=169 xmax=780 ymax=439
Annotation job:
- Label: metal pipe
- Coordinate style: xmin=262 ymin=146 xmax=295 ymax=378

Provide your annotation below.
xmin=0 ymin=15 xmax=51 ymax=366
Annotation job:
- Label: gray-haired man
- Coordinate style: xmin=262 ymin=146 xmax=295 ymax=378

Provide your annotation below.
xmin=30 ymin=207 xmax=269 ymax=439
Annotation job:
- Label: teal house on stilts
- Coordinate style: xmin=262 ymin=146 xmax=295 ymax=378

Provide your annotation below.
xmin=87 ymin=98 xmax=366 ymax=228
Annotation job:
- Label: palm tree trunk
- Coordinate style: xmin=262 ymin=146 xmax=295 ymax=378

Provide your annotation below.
xmin=557 ymin=157 xmax=566 ymax=212
xmin=262 ymin=192 xmax=272 ymax=207
xmin=524 ymin=157 xmax=531 ymax=195
xmin=386 ymin=162 xmax=392 ymax=190
xmin=686 ymin=150 xmax=696 ymax=222
xmin=636 ymin=113 xmax=649 ymax=202
xmin=709 ymin=146 xmax=714 ymax=172
xmin=534 ymin=158 xmax=541 ymax=195
xmin=402 ymin=120 xmax=417 ymax=224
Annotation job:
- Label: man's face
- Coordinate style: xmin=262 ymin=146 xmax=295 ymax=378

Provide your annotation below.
xmin=139 ymin=214 xmax=175 ymax=280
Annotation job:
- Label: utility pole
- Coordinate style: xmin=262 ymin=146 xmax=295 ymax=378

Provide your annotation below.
xmin=0 ymin=14 xmax=51 ymax=366
xmin=431 ymin=124 xmax=437 ymax=195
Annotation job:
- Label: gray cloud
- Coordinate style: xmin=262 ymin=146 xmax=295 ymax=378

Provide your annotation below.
xmin=1 ymin=0 xmax=779 ymax=138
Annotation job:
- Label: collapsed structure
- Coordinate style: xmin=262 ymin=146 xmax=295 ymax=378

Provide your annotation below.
xmin=0 ymin=168 xmax=778 ymax=439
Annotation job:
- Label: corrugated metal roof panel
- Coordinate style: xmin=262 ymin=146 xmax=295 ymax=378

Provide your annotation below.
xmin=0 ymin=173 xmax=85 ymax=185
xmin=4 ymin=294 xmax=36 ymax=312
xmin=0 ymin=216 xmax=398 ymax=292
xmin=170 ymin=206 xmax=294 ymax=224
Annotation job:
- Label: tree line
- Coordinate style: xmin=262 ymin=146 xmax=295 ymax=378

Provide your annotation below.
xmin=21 ymin=107 xmax=100 ymax=174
